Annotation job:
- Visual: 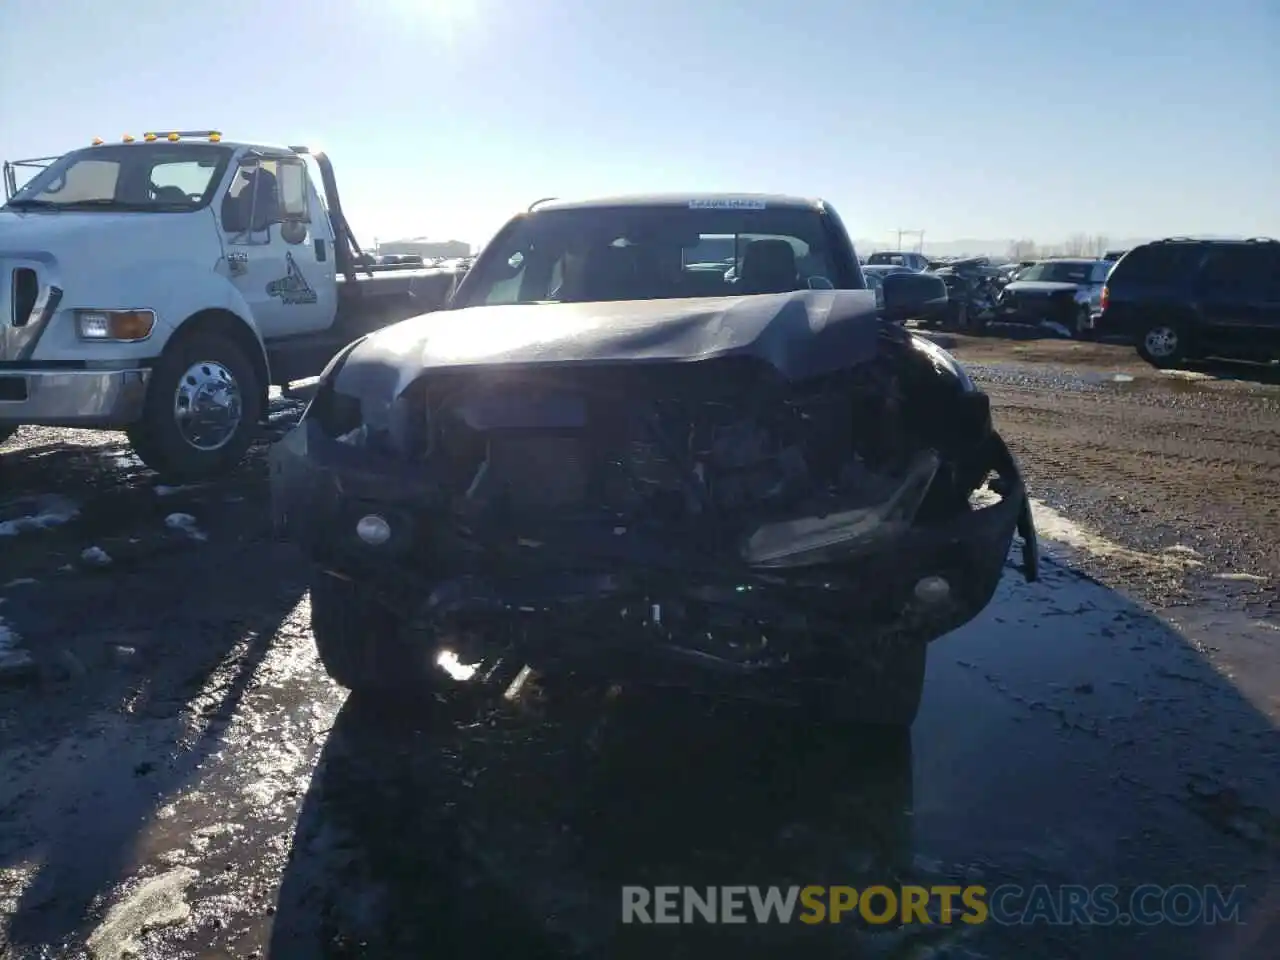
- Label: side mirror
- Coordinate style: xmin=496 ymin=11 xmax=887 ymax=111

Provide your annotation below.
xmin=277 ymin=161 xmax=309 ymax=223
xmin=881 ymin=271 xmax=948 ymax=324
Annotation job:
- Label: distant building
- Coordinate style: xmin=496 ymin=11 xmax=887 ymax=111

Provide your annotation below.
xmin=377 ymin=237 xmax=471 ymax=258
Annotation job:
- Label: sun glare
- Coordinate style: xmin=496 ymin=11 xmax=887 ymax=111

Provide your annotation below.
xmin=388 ymin=0 xmax=480 ymax=43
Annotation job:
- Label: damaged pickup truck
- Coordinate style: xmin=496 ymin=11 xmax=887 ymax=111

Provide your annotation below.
xmin=270 ymin=194 xmax=1038 ymax=727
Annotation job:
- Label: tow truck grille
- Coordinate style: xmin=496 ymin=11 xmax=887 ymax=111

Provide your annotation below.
xmin=11 ymin=268 xmax=38 ymax=327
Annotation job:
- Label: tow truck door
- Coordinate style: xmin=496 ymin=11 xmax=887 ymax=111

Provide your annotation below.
xmin=216 ymin=153 xmax=336 ymax=339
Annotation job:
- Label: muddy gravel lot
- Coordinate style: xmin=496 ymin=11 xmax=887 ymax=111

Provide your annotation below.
xmin=0 ymin=337 xmax=1277 ymax=960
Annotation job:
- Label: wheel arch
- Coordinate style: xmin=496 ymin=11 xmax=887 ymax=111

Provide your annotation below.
xmin=167 ymin=308 xmax=270 ymax=416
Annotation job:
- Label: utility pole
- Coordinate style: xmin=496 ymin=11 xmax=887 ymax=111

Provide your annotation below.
xmin=894 ymin=229 xmax=925 ymax=253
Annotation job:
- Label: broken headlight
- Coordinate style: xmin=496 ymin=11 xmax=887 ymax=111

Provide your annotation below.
xmin=910 ymin=335 xmax=975 ymax=392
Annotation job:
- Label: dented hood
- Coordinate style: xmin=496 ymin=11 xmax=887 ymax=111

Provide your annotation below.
xmin=336 ymin=289 xmax=887 ymax=401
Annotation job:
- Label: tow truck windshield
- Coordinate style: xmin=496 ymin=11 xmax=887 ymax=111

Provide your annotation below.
xmin=5 ymin=143 xmax=232 ymax=212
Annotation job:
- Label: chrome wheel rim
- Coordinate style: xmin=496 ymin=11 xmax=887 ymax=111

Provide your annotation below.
xmin=1143 ymin=326 xmax=1178 ymax=358
xmin=173 ymin=360 xmax=242 ymax=451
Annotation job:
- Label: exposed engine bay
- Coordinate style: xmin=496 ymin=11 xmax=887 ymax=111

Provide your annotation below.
xmin=419 ymin=335 xmax=993 ymax=564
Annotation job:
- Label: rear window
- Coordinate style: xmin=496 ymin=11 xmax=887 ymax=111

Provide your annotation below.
xmin=868 ymin=252 xmax=908 ymax=266
xmin=1110 ymin=243 xmax=1204 ymax=284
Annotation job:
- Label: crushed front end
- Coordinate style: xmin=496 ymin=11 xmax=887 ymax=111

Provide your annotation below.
xmin=271 ymin=323 xmax=1037 ymax=688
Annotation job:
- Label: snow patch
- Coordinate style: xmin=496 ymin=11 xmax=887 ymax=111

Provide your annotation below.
xmin=3 ymin=578 xmax=38 ymax=589
xmin=0 ymin=495 xmax=80 ymax=537
xmin=164 ymin=513 xmax=208 ymax=542
xmin=1029 ymin=499 xmax=1202 ymax=572
xmin=0 ymin=616 xmax=32 ymax=675
xmin=1215 ymin=572 xmax=1269 ymax=583
xmin=154 ymin=484 xmax=205 ymax=497
xmin=0 ymin=617 xmax=20 ymax=652
xmin=972 ymin=488 xmax=1203 ymax=574
xmin=81 ymin=546 xmax=113 ymax=566
xmin=85 ymin=866 xmax=199 ymax=960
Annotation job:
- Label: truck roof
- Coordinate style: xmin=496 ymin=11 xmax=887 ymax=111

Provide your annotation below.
xmin=533 ymin=193 xmax=825 ymax=212
xmin=76 ymin=135 xmax=298 ymax=157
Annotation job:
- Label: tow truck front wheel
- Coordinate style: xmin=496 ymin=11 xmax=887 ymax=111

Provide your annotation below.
xmin=128 ymin=332 xmax=263 ymax=482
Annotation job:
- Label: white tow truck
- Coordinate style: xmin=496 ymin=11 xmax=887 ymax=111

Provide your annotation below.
xmin=0 ymin=130 xmax=461 ymax=480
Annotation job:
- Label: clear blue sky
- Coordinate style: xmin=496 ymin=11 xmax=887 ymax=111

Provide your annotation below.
xmin=2 ymin=0 xmax=1276 ymax=249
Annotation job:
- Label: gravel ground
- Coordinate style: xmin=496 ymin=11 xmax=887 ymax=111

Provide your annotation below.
xmin=948 ymin=334 xmax=1280 ymax=605
xmin=0 ymin=343 xmax=1276 ymax=959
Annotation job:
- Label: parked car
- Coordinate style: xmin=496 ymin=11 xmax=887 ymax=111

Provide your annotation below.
xmin=271 ymin=193 xmax=1036 ymax=729
xmin=995 ymin=258 xmax=1112 ymax=338
xmin=932 ymin=258 xmax=1005 ymax=329
xmin=866 ymin=250 xmax=932 ymax=272
xmin=1098 ymin=238 xmax=1280 ymax=367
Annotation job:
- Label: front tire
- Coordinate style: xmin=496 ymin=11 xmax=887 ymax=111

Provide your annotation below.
xmin=309 ymin=570 xmax=439 ymax=695
xmin=1135 ymin=320 xmax=1188 ymax=367
xmin=127 ymin=331 xmax=263 ymax=482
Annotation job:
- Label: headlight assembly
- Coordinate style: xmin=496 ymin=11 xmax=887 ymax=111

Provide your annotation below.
xmin=910 ymin=334 xmax=976 ymax=392
xmin=76 ymin=309 xmax=155 ymax=341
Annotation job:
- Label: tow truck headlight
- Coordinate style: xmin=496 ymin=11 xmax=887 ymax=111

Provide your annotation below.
xmin=76 ymin=309 xmax=156 ymax=342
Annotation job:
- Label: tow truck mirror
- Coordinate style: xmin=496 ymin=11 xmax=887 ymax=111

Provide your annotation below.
xmin=277 ymin=161 xmax=309 ymax=223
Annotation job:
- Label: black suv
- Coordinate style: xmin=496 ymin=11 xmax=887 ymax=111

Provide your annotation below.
xmin=1099 ymin=238 xmax=1280 ymax=367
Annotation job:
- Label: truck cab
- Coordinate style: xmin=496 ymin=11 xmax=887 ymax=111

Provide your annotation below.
xmin=0 ymin=130 xmax=459 ymax=479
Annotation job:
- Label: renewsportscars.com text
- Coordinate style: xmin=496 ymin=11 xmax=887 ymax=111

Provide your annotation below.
xmin=621 ymin=884 xmax=1247 ymax=927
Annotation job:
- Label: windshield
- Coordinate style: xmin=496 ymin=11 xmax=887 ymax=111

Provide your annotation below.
xmin=6 ymin=143 xmax=232 ymax=212
xmin=1016 ymin=261 xmax=1095 ymax=284
xmin=453 ymin=204 xmax=842 ymax=307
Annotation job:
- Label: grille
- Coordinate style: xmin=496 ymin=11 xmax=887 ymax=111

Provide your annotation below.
xmin=12 ymin=268 xmax=38 ymax=327
xmin=486 ymin=435 xmax=589 ymax=508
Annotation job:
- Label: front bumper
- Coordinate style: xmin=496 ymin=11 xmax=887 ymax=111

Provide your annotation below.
xmin=271 ymin=418 xmax=1038 ymax=675
xmin=0 ymin=366 xmax=150 ymax=428
xmin=995 ymin=297 xmax=1081 ymax=327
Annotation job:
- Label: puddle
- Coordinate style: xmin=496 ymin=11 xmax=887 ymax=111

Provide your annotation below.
xmin=1080 ymin=370 xmax=1136 ymax=385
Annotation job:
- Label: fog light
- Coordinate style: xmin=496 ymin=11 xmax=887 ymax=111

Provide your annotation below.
xmin=914 ymin=575 xmax=951 ymax=605
xmin=355 ymin=514 xmax=391 ymax=545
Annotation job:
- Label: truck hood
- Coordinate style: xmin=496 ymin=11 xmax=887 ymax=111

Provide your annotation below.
xmin=1003 ymin=280 xmax=1081 ymax=295
xmin=335 ymin=289 xmax=887 ymax=400
xmin=0 ymin=207 xmax=214 ymax=261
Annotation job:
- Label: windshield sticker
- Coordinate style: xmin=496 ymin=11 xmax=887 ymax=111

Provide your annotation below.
xmin=688 ymin=198 xmax=767 ymax=210
xmin=266 ymin=253 xmax=318 ymax=305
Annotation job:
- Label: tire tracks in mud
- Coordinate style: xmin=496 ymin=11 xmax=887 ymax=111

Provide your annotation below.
xmin=976 ymin=372 xmax=1280 ymax=600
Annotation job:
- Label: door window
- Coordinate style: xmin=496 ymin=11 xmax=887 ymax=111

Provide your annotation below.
xmin=1197 ymin=247 xmax=1270 ymax=296
xmin=220 ymin=158 xmax=284 ymax=235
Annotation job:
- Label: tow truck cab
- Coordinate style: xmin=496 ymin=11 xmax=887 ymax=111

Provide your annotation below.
xmin=0 ymin=130 xmax=460 ymax=479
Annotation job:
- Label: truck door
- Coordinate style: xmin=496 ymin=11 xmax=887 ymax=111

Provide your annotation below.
xmin=217 ymin=154 xmax=336 ymax=340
